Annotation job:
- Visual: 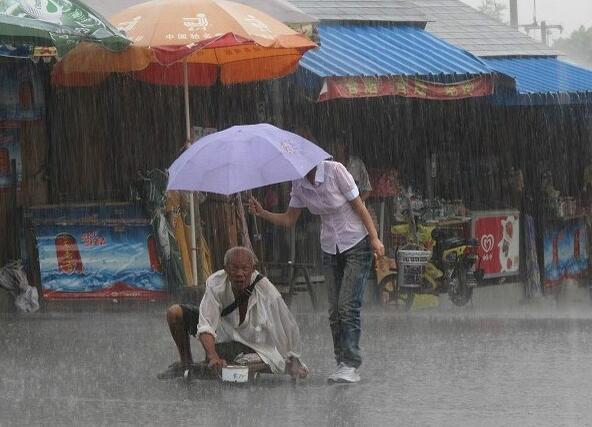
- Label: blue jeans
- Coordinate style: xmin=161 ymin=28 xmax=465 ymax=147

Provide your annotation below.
xmin=323 ymin=236 xmax=373 ymax=368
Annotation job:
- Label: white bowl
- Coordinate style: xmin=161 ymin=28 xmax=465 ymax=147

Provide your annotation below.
xmin=222 ymin=365 xmax=249 ymax=383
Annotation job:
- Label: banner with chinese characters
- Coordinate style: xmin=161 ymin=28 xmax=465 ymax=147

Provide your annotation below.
xmin=543 ymin=216 xmax=590 ymax=287
xmin=31 ymin=204 xmax=166 ymax=300
xmin=318 ymin=75 xmax=494 ymax=102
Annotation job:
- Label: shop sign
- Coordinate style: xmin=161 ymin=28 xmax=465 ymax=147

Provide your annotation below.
xmin=318 ymin=75 xmax=494 ymax=102
xmin=543 ymin=217 xmax=589 ymax=287
xmin=472 ymin=212 xmax=520 ymax=279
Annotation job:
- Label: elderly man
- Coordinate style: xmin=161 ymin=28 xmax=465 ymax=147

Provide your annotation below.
xmin=158 ymin=246 xmax=308 ymax=380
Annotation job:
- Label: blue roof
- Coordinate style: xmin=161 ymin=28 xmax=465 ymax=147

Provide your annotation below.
xmin=300 ymin=24 xmax=492 ymax=79
xmin=486 ymin=57 xmax=592 ymax=94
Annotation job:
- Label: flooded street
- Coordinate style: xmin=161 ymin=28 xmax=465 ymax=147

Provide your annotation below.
xmin=2 ymin=286 xmax=592 ymax=427
xmin=1 ymin=0 xmax=592 ymax=426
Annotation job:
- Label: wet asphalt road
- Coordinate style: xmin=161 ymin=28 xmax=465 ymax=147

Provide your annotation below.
xmin=2 ymin=291 xmax=592 ymax=427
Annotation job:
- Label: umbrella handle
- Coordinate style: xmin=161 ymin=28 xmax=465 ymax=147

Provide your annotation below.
xmin=245 ymin=190 xmax=262 ymax=241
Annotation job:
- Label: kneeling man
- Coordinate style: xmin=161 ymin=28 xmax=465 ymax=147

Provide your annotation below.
xmin=158 ymin=246 xmax=308 ymax=380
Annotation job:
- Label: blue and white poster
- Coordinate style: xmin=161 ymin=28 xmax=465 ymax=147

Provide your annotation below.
xmin=544 ymin=217 xmax=590 ymax=286
xmin=35 ymin=222 xmax=166 ymax=299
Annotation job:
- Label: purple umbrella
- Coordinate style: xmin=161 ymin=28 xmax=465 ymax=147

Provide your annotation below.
xmin=167 ymin=123 xmax=331 ymax=195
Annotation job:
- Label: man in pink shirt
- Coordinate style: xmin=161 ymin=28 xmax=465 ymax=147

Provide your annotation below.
xmin=249 ymin=160 xmax=384 ymax=383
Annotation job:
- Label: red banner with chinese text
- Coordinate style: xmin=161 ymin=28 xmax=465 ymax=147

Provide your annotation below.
xmin=317 ymin=75 xmax=494 ymax=102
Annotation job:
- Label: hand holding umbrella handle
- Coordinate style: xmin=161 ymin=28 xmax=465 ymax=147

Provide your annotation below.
xmin=248 ymin=196 xmax=265 ymax=218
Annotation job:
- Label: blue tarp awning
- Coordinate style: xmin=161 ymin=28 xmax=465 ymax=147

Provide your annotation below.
xmin=485 ymin=57 xmax=592 ymax=95
xmin=300 ymin=23 xmax=492 ymax=78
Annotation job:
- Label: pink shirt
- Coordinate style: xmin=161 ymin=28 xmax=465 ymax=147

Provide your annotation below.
xmin=289 ymin=160 xmax=368 ymax=254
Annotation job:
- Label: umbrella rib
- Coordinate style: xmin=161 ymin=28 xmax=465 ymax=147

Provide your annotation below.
xmin=214 ymin=46 xmax=221 ymax=68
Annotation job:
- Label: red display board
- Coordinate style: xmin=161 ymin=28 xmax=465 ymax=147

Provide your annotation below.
xmin=471 ymin=211 xmax=520 ymax=279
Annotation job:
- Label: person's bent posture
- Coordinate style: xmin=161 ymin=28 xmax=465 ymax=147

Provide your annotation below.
xmin=158 ymin=246 xmax=308 ymax=380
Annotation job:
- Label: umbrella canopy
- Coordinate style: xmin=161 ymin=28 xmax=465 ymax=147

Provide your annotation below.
xmin=167 ymin=123 xmax=330 ymax=195
xmin=84 ymin=0 xmax=317 ymax=26
xmin=0 ymin=0 xmax=130 ymax=57
xmin=53 ymin=0 xmax=317 ymax=86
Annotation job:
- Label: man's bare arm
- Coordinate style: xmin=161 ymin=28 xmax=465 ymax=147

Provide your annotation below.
xmin=199 ymin=333 xmax=226 ymax=372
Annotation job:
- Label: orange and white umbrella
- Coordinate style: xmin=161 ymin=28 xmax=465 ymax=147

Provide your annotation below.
xmin=52 ymin=0 xmax=316 ymax=289
xmin=53 ymin=0 xmax=317 ymax=86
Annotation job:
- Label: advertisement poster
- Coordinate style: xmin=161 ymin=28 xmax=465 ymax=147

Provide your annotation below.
xmin=0 ymin=62 xmax=45 ymax=121
xmin=472 ymin=211 xmax=520 ymax=279
xmin=35 ymin=223 xmax=166 ymax=299
xmin=543 ymin=217 xmax=589 ymax=287
xmin=0 ymin=126 xmax=21 ymax=190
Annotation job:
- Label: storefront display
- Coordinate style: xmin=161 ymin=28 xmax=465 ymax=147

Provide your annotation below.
xmin=28 ymin=203 xmax=167 ymax=300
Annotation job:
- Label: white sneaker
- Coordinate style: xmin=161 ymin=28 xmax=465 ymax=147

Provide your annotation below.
xmin=327 ymin=363 xmax=345 ymax=382
xmin=328 ymin=363 xmax=360 ymax=383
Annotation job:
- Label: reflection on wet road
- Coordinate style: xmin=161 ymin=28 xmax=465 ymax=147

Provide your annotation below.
xmin=2 ymin=302 xmax=592 ymax=426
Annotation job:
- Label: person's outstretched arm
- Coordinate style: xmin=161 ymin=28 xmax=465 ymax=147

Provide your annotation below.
xmin=196 ymin=282 xmax=226 ymax=373
xmin=248 ymin=197 xmax=301 ymax=227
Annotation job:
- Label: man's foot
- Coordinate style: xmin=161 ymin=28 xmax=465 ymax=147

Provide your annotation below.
xmin=285 ymin=356 xmax=309 ymax=379
xmin=157 ymin=361 xmax=188 ymax=380
xmin=328 ymin=363 xmax=360 ymax=384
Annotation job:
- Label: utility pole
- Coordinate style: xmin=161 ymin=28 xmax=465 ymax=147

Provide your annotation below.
xmin=509 ymin=0 xmax=518 ymax=29
xmin=520 ymin=0 xmax=563 ymax=46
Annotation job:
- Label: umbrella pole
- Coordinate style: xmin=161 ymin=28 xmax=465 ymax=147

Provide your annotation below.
xmin=184 ymin=59 xmax=201 ymax=288
xmin=245 ymin=190 xmax=265 ymax=274
xmin=184 ymin=59 xmax=191 ymax=140
xmin=379 ymin=199 xmax=385 ymax=242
